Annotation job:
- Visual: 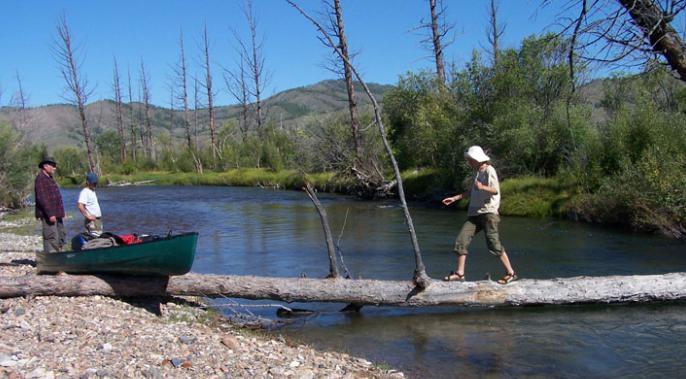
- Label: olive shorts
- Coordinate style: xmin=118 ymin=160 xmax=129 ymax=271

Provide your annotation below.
xmin=454 ymin=213 xmax=505 ymax=256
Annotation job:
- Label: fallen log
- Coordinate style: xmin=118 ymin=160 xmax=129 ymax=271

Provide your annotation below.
xmin=2 ymin=272 xmax=686 ymax=306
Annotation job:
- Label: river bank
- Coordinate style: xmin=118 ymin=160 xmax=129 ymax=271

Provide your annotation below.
xmin=0 ymin=226 xmax=404 ymax=378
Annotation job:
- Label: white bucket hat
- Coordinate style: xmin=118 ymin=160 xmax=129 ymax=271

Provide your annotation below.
xmin=464 ymin=145 xmax=490 ymax=162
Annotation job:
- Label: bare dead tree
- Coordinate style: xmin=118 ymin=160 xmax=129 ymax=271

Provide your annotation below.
xmin=192 ymin=76 xmax=204 ymax=173
xmin=287 ymin=1 xmax=431 ymax=288
xmin=224 ymin=50 xmax=251 ymax=140
xmin=127 ymin=68 xmax=137 ymax=162
xmin=53 ymin=14 xmax=96 ymax=172
xmin=11 ymin=71 xmax=30 ymax=131
xmin=486 ymin=0 xmax=506 ymax=66
xmin=175 ymin=29 xmax=194 ymax=152
xmin=139 ymin=60 xmax=153 ymax=159
xmin=550 ymin=0 xmax=686 ymax=82
xmin=327 ymin=0 xmax=362 ymax=160
xmin=303 ymin=183 xmax=339 ymax=278
xmin=242 ymin=0 xmax=267 ymax=133
xmin=112 ymin=58 xmax=126 ymax=163
xmin=200 ymin=25 xmax=219 ymax=159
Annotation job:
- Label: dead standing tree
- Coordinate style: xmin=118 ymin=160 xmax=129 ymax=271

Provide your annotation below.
xmin=54 ymin=14 xmax=96 ymax=173
xmin=127 ymin=68 xmax=138 ymax=162
xmin=225 ymin=49 xmax=251 ymax=142
xmin=201 ymin=24 xmax=219 ymax=159
xmin=242 ymin=0 xmax=267 ymax=134
xmin=175 ymin=29 xmax=194 ymax=152
xmin=552 ymin=0 xmax=686 ymax=82
xmin=486 ymin=0 xmax=505 ymax=67
xmin=11 ymin=72 xmax=30 ymax=131
xmin=287 ymin=1 xmax=431 ymax=288
xmin=320 ymin=0 xmax=385 ymax=194
xmin=112 ymin=58 xmax=126 ymax=163
xmin=139 ymin=60 xmax=154 ymax=160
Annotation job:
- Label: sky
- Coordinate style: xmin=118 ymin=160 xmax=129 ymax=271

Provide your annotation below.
xmin=0 ymin=0 xmax=568 ymax=107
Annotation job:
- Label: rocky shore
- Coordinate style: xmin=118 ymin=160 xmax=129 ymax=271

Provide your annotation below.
xmin=0 ymin=229 xmax=404 ymax=378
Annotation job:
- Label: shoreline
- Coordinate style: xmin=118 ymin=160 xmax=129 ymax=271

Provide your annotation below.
xmin=0 ymin=229 xmax=404 ymax=378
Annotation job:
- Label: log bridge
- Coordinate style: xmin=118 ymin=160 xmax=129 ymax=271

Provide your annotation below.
xmin=2 ymin=272 xmax=686 ymax=307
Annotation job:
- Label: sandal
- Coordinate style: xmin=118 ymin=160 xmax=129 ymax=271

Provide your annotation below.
xmin=443 ymin=271 xmax=465 ymax=282
xmin=497 ymin=272 xmax=518 ymax=285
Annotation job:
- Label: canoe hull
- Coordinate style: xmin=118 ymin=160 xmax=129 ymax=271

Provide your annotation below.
xmin=36 ymin=232 xmax=198 ymax=276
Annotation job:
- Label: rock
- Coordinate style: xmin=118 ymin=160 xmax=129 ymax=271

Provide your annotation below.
xmin=221 ymin=335 xmax=240 ymax=350
xmin=178 ymin=335 xmax=195 ymax=345
xmin=100 ymin=343 xmax=113 ymax=353
xmin=13 ymin=307 xmax=25 ymax=317
xmin=170 ymin=358 xmax=184 ymax=368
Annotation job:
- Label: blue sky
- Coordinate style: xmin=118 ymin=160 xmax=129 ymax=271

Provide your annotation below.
xmin=0 ymin=0 xmax=566 ymax=107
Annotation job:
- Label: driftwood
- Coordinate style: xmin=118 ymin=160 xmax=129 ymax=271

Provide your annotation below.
xmin=2 ymin=272 xmax=686 ymax=306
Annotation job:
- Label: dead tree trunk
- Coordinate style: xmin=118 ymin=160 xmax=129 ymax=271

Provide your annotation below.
xmin=3 ymin=273 xmax=686 ymax=306
xmin=201 ymin=24 xmax=218 ymax=159
xmin=112 ymin=58 xmax=126 ymax=163
xmin=331 ymin=0 xmax=362 ymax=160
xmin=429 ymin=0 xmax=447 ymax=85
xmin=140 ymin=60 xmax=153 ymax=160
xmin=486 ymin=0 xmax=504 ymax=67
xmin=618 ymin=0 xmax=686 ymax=81
xmin=55 ymin=14 xmax=96 ymax=173
xmin=287 ymin=1 xmax=430 ymax=287
xmin=304 ymin=183 xmax=339 ymax=278
xmin=127 ymin=69 xmax=137 ymax=162
xmin=176 ymin=29 xmax=193 ymax=152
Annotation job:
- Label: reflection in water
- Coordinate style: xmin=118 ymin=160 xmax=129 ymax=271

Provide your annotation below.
xmin=59 ymin=186 xmax=686 ymax=378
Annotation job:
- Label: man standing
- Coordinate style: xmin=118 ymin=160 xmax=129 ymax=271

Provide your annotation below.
xmin=35 ymin=157 xmax=66 ymax=253
xmin=77 ymin=172 xmax=103 ymax=236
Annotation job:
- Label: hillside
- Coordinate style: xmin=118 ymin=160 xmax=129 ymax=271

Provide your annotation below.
xmin=0 ymin=80 xmax=393 ymax=149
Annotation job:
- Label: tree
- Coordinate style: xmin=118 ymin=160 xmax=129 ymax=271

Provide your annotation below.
xmin=241 ymin=0 xmax=267 ymax=132
xmin=53 ymin=14 xmax=96 ymax=172
xmin=11 ymin=71 xmax=30 ymax=131
xmin=552 ymin=0 xmax=686 ymax=82
xmin=327 ymin=0 xmax=362 ymax=159
xmin=112 ymin=58 xmax=126 ymax=163
xmin=415 ymin=0 xmax=453 ymax=85
xmin=200 ymin=24 xmax=218 ymax=158
xmin=174 ymin=29 xmax=194 ymax=152
xmin=486 ymin=0 xmax=505 ymax=67
xmin=127 ymin=68 xmax=138 ymax=162
xmin=225 ymin=50 xmax=251 ymax=141
xmin=287 ymin=1 xmax=431 ymax=287
xmin=139 ymin=60 xmax=153 ymax=159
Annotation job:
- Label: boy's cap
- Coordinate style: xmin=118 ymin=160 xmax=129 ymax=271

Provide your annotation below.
xmin=464 ymin=146 xmax=490 ymax=162
xmin=86 ymin=172 xmax=99 ymax=184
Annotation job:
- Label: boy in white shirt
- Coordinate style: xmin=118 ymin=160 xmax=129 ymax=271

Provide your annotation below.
xmin=77 ymin=172 xmax=103 ymax=237
xmin=441 ymin=146 xmax=517 ymax=284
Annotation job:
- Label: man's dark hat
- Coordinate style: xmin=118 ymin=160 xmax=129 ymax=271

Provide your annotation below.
xmin=38 ymin=157 xmax=57 ymax=169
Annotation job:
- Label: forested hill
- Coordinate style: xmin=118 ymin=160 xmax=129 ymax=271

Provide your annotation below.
xmin=0 ymin=80 xmax=392 ymax=148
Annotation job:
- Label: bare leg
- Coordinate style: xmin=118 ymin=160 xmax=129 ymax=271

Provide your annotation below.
xmin=456 ymin=254 xmax=467 ymax=276
xmin=499 ymin=251 xmax=515 ymax=274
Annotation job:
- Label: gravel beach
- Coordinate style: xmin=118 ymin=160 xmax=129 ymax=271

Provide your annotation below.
xmin=0 ymin=225 xmax=404 ymax=378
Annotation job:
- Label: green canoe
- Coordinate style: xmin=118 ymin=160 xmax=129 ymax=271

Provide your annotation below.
xmin=36 ymin=232 xmax=198 ymax=276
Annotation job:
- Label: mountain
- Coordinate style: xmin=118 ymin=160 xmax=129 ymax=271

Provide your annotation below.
xmin=0 ymin=80 xmax=393 ymax=149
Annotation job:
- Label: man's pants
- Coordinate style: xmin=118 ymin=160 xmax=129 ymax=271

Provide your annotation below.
xmin=42 ymin=218 xmax=66 ymax=253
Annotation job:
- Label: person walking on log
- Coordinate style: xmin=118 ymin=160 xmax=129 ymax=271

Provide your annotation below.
xmin=441 ymin=146 xmax=517 ymax=284
xmin=77 ymin=172 xmax=103 ymax=237
xmin=35 ymin=156 xmax=66 ymax=253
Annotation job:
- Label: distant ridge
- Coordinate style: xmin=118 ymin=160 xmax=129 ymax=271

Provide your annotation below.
xmin=0 ymin=80 xmax=393 ymax=149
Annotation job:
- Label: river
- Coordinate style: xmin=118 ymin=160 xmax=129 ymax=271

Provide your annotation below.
xmin=60 ymin=185 xmax=686 ymax=378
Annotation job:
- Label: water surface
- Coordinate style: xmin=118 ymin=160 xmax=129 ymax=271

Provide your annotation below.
xmin=60 ymin=186 xmax=686 ymax=378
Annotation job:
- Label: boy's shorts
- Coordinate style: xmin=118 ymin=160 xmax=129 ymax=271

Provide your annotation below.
xmin=454 ymin=213 xmax=504 ymax=256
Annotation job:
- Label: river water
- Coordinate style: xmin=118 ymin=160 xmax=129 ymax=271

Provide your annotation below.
xmin=60 ymin=185 xmax=686 ymax=378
